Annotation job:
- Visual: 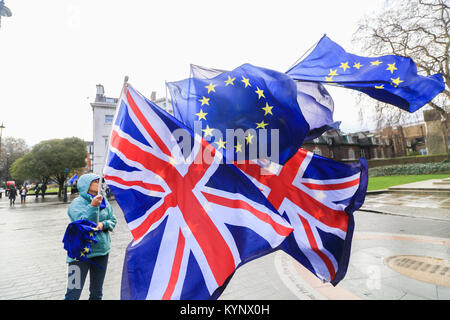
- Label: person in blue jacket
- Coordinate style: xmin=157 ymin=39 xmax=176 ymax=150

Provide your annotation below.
xmin=64 ymin=173 xmax=117 ymax=300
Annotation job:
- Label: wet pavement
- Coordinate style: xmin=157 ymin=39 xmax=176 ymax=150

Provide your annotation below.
xmin=362 ymin=193 xmax=450 ymax=222
xmin=362 ymin=178 xmax=450 ymax=221
xmin=0 ymin=188 xmax=449 ymax=300
xmin=364 ymin=192 xmax=450 ymax=210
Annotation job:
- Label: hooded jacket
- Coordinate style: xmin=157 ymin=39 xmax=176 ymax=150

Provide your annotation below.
xmin=66 ymin=173 xmax=117 ymax=263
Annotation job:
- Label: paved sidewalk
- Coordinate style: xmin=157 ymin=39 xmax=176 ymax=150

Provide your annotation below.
xmin=388 ymin=178 xmax=450 ymax=192
xmin=362 ymin=193 xmax=450 ymax=221
xmin=0 ymin=194 xmax=449 ymax=300
xmin=362 ymin=178 xmax=450 ymax=221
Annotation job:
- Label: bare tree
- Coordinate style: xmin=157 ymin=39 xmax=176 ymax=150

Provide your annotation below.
xmin=0 ymin=137 xmax=29 ymax=183
xmin=353 ymin=0 xmax=449 ymax=151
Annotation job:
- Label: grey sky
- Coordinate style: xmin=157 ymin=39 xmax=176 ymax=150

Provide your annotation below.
xmin=0 ymin=0 xmax=386 ymax=146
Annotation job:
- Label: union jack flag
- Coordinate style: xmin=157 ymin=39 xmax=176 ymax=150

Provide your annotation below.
xmin=235 ymin=148 xmax=368 ymax=285
xmin=104 ymin=84 xmax=293 ymax=300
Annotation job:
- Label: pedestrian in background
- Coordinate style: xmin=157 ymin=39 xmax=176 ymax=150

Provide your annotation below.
xmin=35 ymin=184 xmax=40 ymax=199
xmin=20 ymin=186 xmax=28 ymax=204
xmin=64 ymin=173 xmax=117 ymax=300
xmin=41 ymin=184 xmax=47 ymax=199
xmin=9 ymin=185 xmax=17 ymax=207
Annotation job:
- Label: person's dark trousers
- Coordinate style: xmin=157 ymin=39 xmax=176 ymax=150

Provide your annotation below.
xmin=64 ymin=254 xmax=109 ymax=300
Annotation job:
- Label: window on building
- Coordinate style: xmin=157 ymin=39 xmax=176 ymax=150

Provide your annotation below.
xmin=348 ymin=148 xmax=355 ymax=159
xmin=416 ymin=137 xmax=425 ymax=144
xmin=330 ymin=150 xmax=334 ymax=158
xmin=105 ymin=115 xmax=114 ymax=124
xmin=103 ymin=136 xmax=109 ymax=147
xmin=360 ymin=149 xmax=365 ymax=158
xmin=313 ymin=147 xmax=322 ymax=156
xmin=374 ymin=149 xmax=378 ymax=159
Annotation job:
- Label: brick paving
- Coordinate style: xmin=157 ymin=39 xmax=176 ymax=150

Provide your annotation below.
xmin=0 ymin=196 xmax=297 ymax=300
xmin=1 ymin=193 xmax=449 ymax=300
xmin=0 ymin=196 xmax=129 ymax=300
xmin=363 ymin=192 xmax=450 ymax=210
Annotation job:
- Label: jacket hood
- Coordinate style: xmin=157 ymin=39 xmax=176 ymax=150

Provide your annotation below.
xmin=77 ymin=173 xmax=100 ymax=200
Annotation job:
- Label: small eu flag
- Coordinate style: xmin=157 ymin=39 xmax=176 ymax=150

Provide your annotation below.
xmin=286 ymin=35 xmax=445 ymax=113
xmin=62 ymin=219 xmax=99 ymax=262
xmin=69 ymin=174 xmax=78 ymax=185
xmin=167 ymin=63 xmax=310 ymax=165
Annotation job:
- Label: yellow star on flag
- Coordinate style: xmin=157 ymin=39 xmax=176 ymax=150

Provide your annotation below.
xmin=245 ymin=133 xmax=254 ymax=145
xmin=199 ymin=96 xmax=210 ymax=106
xmin=224 ymin=76 xmax=235 ymax=86
xmin=241 ymin=76 xmax=251 ymax=88
xmin=255 ymin=87 xmax=265 ymax=99
xmin=386 ymin=63 xmax=397 ymax=74
xmin=235 ymin=142 xmax=242 ymax=153
xmin=371 ymin=60 xmax=382 ymax=66
xmin=375 ymin=84 xmax=385 ymax=89
xmin=205 ymin=83 xmax=217 ymax=93
xmin=214 ymin=138 xmax=226 ymax=150
xmin=328 ymin=69 xmax=338 ymax=76
xmin=325 ymin=76 xmax=334 ymax=82
xmin=262 ymin=102 xmax=273 ymax=116
xmin=391 ymin=77 xmax=403 ymax=86
xmin=353 ymin=62 xmax=363 ymax=70
xmin=195 ymin=109 xmax=207 ymax=121
xmin=339 ymin=62 xmax=350 ymax=71
xmin=83 ymin=247 xmax=90 ymax=253
xmin=256 ymin=120 xmax=268 ymax=129
xmin=202 ymin=124 xmax=214 ymax=137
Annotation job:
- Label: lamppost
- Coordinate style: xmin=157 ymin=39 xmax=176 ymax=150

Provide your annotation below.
xmin=0 ymin=122 xmax=4 ymax=192
xmin=0 ymin=122 xmax=4 ymax=155
xmin=63 ymin=168 xmax=69 ymax=202
xmin=0 ymin=1 xmax=12 ymax=28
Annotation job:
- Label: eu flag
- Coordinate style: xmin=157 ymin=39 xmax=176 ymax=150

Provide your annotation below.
xmin=286 ymin=35 xmax=445 ymax=113
xmin=62 ymin=219 xmax=99 ymax=262
xmin=69 ymin=174 xmax=78 ymax=185
xmin=185 ymin=64 xmax=340 ymax=142
xmin=167 ymin=63 xmax=310 ymax=165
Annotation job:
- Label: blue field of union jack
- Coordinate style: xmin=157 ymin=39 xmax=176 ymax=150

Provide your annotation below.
xmin=104 ymin=84 xmax=294 ymax=300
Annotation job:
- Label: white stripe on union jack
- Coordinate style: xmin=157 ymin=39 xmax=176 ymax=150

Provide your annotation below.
xmin=104 ymin=84 xmax=293 ymax=299
xmin=235 ymin=148 xmax=366 ymax=284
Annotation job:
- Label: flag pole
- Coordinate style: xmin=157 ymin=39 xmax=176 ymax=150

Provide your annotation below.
xmin=285 ymin=35 xmax=324 ymax=74
xmin=96 ymin=75 xmax=129 ymax=225
xmin=165 ymin=80 xmax=169 ymax=113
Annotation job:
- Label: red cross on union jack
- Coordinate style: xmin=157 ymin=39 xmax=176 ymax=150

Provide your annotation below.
xmin=104 ymin=84 xmax=293 ymax=299
xmin=235 ymin=148 xmax=365 ymax=283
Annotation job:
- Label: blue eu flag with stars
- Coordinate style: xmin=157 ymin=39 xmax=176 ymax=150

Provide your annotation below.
xmin=286 ymin=35 xmax=445 ymax=113
xmin=167 ymin=63 xmax=310 ymax=165
xmin=62 ymin=219 xmax=100 ymax=263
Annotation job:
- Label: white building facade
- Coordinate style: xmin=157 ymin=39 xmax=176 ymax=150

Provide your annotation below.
xmin=91 ymin=84 xmax=119 ymax=175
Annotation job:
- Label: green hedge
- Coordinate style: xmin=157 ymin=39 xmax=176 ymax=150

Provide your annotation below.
xmin=369 ymin=161 xmax=450 ymax=177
